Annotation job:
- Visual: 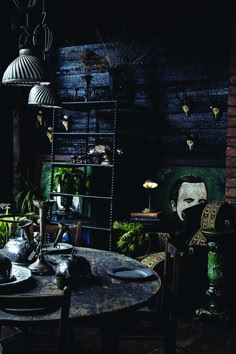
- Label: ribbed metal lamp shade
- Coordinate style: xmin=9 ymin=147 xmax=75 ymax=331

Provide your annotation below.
xmin=28 ymin=84 xmax=62 ymax=108
xmin=2 ymin=48 xmax=50 ymax=86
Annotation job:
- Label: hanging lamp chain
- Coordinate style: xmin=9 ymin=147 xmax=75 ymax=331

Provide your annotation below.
xmin=13 ymin=0 xmax=37 ymax=13
xmin=18 ymin=26 xmax=32 ymax=48
xmin=12 ymin=0 xmax=39 ymax=49
xmin=32 ymin=0 xmax=53 ymax=60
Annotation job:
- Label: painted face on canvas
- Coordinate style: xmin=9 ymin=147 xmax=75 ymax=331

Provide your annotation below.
xmin=172 ymin=182 xmax=207 ymax=221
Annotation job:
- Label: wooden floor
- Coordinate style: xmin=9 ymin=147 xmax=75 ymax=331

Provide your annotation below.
xmin=1 ymin=315 xmax=236 ymax=353
xmin=70 ymin=316 xmax=236 ymax=354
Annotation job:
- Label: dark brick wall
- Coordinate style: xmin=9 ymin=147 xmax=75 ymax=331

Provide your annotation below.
xmin=225 ymin=6 xmax=236 ymax=205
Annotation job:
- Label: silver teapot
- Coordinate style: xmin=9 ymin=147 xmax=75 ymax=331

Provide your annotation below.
xmin=0 ymin=219 xmax=37 ymax=266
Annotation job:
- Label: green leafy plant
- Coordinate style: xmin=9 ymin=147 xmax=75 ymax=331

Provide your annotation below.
xmin=53 ymin=167 xmax=88 ymax=194
xmin=114 ymin=220 xmax=149 ymax=256
xmin=0 ymin=206 xmax=25 ymax=247
xmin=14 ymin=175 xmax=43 ymax=214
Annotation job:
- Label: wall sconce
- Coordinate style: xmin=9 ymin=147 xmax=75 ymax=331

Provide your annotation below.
xmin=143 ymin=179 xmax=158 ymax=213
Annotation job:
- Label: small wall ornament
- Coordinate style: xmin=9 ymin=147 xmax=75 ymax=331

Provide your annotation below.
xmin=36 ymin=110 xmax=46 ymax=128
xmin=210 ymin=104 xmax=221 ymax=120
xmin=207 ymin=83 xmax=223 ymax=121
xmin=176 ymin=91 xmax=192 ymax=117
xmin=61 ymin=114 xmax=71 ymax=131
xmin=46 ymin=127 xmax=53 ymax=143
xmin=186 ymin=134 xmax=196 ymax=152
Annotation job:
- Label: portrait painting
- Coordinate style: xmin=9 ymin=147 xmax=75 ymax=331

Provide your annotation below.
xmin=154 ymin=166 xmax=225 ymax=228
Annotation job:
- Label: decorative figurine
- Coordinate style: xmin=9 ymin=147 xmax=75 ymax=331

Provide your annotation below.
xmin=36 ymin=110 xmax=45 ymax=127
xmin=176 ymin=91 xmax=192 ymax=116
xmin=186 ymin=134 xmax=196 ymax=152
xmin=61 ymin=114 xmax=71 ymax=131
xmin=71 ymin=155 xmax=78 ymax=163
xmin=46 ymin=127 xmax=53 ymax=142
xmin=210 ymin=105 xmax=221 ymax=120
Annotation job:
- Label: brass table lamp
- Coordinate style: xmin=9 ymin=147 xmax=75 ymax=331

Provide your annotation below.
xmin=143 ymin=179 xmax=158 ymax=213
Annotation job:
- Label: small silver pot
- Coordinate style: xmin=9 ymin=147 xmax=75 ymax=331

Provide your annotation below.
xmin=55 ymin=253 xmax=92 ymax=288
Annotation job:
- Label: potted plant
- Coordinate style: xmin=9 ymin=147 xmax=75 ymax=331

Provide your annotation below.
xmin=53 ymin=167 xmax=88 ymax=216
xmin=14 ymin=175 xmax=43 ymax=215
xmin=0 ymin=205 xmax=26 ymax=248
xmin=113 ymin=220 xmax=151 ymax=258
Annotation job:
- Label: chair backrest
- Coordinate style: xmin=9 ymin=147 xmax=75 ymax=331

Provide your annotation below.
xmin=161 ymin=236 xmax=183 ymax=314
xmin=0 ymin=286 xmax=71 ymax=352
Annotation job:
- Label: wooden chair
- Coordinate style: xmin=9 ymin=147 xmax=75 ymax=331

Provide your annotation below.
xmin=100 ymin=236 xmax=182 ymax=354
xmin=0 ymin=286 xmax=71 ymax=354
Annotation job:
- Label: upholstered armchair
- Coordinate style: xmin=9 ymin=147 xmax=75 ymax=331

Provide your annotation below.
xmin=140 ymin=200 xmax=236 ymax=316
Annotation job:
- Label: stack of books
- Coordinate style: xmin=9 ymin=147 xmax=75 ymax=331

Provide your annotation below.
xmin=130 ymin=211 xmax=162 ymax=222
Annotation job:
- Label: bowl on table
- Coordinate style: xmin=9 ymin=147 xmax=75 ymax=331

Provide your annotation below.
xmin=0 ymin=254 xmax=13 ymax=283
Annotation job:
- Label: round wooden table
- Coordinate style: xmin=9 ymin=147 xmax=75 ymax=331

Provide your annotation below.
xmin=0 ymin=247 xmax=161 ymax=325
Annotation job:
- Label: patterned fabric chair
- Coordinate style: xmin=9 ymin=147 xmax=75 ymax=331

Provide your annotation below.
xmin=140 ymin=201 xmax=236 ymax=314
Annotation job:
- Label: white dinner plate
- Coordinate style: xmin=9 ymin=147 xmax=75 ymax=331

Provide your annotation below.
xmin=3 ymin=307 xmax=46 ymax=314
xmin=106 ymin=267 xmax=154 ymax=280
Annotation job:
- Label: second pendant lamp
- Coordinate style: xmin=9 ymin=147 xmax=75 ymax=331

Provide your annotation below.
xmin=28 ymin=84 xmax=61 ymax=109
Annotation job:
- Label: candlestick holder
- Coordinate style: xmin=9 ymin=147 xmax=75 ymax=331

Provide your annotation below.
xmin=82 ymin=74 xmax=92 ymax=102
xmin=28 ymin=199 xmax=55 ymax=275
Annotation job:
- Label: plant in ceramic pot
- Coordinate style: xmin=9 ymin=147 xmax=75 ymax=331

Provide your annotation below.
xmin=53 ymin=167 xmax=88 ymax=216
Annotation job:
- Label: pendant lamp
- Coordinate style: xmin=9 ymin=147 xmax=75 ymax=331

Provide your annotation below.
xmin=27 ymin=0 xmax=60 ymax=108
xmin=2 ymin=0 xmax=49 ymax=86
xmin=28 ymin=84 xmax=62 ymax=109
xmin=2 ymin=48 xmax=49 ymax=86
